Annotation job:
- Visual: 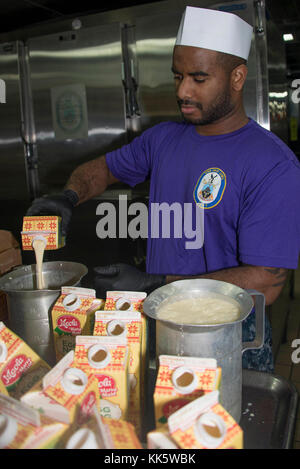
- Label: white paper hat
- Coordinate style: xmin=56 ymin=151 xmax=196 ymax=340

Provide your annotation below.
xmin=175 ymin=6 xmax=253 ymax=60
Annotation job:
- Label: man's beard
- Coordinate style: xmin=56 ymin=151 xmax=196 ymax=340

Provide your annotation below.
xmin=177 ymin=89 xmax=234 ymax=126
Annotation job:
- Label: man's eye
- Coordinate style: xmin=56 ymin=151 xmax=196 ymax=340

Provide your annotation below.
xmin=194 ymin=78 xmax=205 ymax=83
xmin=173 ymin=75 xmax=182 ymax=81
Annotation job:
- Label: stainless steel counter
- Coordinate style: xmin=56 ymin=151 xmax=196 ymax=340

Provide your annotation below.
xmin=241 ymin=370 xmax=298 ymax=449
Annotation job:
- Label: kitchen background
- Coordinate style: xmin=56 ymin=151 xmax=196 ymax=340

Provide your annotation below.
xmin=0 ymin=0 xmax=300 ymax=448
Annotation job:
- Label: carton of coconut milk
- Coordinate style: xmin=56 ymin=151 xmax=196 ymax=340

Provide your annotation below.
xmin=93 ymin=310 xmax=142 ymax=436
xmin=0 ymin=322 xmax=50 ymax=400
xmin=73 ymin=335 xmax=129 ymax=421
xmin=154 ymin=355 xmax=221 ymax=428
xmin=168 ymin=390 xmax=243 ymax=449
xmin=41 ymin=350 xmax=100 ymax=428
xmin=0 ymin=393 xmax=68 ymax=449
xmin=51 ymin=287 xmax=102 ymax=361
xmin=21 ymin=216 xmax=65 ymax=250
xmin=104 ymin=291 xmax=147 ymax=422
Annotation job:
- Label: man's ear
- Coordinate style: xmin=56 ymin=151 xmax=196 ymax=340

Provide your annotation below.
xmin=231 ymin=64 xmax=248 ymax=91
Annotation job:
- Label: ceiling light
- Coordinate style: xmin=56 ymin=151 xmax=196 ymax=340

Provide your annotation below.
xmin=283 ymin=33 xmax=294 ymax=42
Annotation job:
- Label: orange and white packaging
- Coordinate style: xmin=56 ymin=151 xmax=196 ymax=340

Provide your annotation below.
xmin=93 ymin=310 xmax=142 ymax=436
xmin=41 ymin=350 xmax=100 ymax=428
xmin=64 ymin=405 xmax=142 ymax=449
xmin=73 ymin=335 xmax=129 ymax=421
xmin=21 ymin=216 xmax=65 ymax=250
xmin=0 ymin=322 xmax=50 ymax=400
xmin=154 ymin=355 xmax=221 ymax=428
xmin=0 ymin=379 xmax=9 ymax=396
xmin=168 ymin=390 xmax=243 ymax=449
xmin=52 ymin=287 xmax=102 ymax=361
xmin=0 ymin=393 xmax=68 ymax=449
xmin=20 ymin=378 xmax=71 ymax=424
xmin=147 ymin=429 xmax=179 ymax=449
xmin=91 ymin=405 xmax=142 ymax=449
xmin=100 ymin=417 xmax=143 ymax=449
xmin=64 ymin=405 xmax=104 ymax=449
xmin=104 ymin=291 xmax=147 ymax=421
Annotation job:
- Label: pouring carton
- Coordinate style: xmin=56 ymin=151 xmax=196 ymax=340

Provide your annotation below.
xmin=154 ymin=355 xmax=221 ymax=427
xmin=93 ymin=310 xmax=142 ymax=436
xmin=0 ymin=322 xmax=50 ymax=399
xmin=73 ymin=335 xmax=129 ymax=421
xmin=168 ymin=390 xmax=243 ymax=449
xmin=21 ymin=216 xmax=65 ymax=250
xmin=51 ymin=287 xmax=102 ymax=361
xmin=0 ymin=393 xmax=68 ymax=449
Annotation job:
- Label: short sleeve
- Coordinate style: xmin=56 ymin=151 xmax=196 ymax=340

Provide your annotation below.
xmin=238 ymin=160 xmax=300 ymax=269
xmin=105 ymin=123 xmax=173 ymax=187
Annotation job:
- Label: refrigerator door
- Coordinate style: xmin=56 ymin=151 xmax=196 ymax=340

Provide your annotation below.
xmin=135 ymin=10 xmax=182 ymax=132
xmin=27 ymin=22 xmax=126 ymax=195
xmin=0 ymin=41 xmax=29 ymax=200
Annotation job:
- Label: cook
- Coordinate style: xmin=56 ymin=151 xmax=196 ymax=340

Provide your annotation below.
xmin=26 ymin=7 xmax=300 ymax=373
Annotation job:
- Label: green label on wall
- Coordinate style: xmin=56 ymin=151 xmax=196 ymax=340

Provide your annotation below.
xmin=51 ymin=83 xmax=88 ymax=140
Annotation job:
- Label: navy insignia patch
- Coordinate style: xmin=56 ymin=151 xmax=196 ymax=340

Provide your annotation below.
xmin=194 ymin=168 xmax=226 ymax=209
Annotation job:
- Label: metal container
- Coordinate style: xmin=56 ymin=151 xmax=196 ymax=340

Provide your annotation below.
xmin=143 ymin=279 xmax=265 ymax=423
xmin=0 ymin=261 xmax=88 ymax=366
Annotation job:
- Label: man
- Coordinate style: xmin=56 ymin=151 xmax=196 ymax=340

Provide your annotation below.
xmin=27 ymin=7 xmax=300 ymax=372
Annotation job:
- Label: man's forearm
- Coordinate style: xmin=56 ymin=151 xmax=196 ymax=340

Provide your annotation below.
xmin=64 ymin=155 xmax=118 ymax=204
xmin=166 ymin=265 xmax=289 ymax=305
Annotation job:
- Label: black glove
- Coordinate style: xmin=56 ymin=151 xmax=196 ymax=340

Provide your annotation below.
xmin=26 ymin=189 xmax=79 ymax=236
xmin=94 ymin=263 xmax=166 ymax=297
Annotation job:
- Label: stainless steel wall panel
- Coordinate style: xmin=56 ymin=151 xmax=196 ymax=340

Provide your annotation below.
xmin=27 ymin=23 xmax=126 ymax=195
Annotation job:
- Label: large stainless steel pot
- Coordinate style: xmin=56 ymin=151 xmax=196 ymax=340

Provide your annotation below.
xmin=0 ymin=261 xmax=88 ymax=366
xmin=143 ymin=278 xmax=265 ymax=423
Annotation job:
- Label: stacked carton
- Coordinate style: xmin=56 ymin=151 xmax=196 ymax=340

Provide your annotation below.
xmin=0 ymin=230 xmax=22 ymax=322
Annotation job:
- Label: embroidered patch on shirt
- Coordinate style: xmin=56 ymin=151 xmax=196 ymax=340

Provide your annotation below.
xmin=194 ymin=168 xmax=226 ymax=209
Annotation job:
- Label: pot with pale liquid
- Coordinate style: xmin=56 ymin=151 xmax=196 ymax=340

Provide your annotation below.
xmin=0 ymin=261 xmax=88 ymax=366
xmin=143 ymin=278 xmax=265 ymax=422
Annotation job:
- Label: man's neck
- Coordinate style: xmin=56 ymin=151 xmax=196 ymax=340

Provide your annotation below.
xmin=195 ymin=108 xmax=249 ymax=136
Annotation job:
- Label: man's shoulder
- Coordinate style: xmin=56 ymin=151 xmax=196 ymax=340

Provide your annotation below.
xmin=245 ymin=119 xmax=299 ymax=166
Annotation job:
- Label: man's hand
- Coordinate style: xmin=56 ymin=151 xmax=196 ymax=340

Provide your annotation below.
xmin=26 ymin=189 xmax=79 ymax=236
xmin=94 ymin=263 xmax=166 ymax=297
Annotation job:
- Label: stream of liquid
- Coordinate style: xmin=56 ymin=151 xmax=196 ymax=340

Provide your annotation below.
xmin=32 ymin=238 xmax=46 ymax=290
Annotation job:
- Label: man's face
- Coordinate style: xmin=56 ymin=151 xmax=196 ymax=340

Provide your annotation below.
xmin=172 ymin=46 xmax=234 ymax=126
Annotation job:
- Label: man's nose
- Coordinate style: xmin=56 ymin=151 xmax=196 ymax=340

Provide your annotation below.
xmin=176 ymin=77 xmax=194 ymax=100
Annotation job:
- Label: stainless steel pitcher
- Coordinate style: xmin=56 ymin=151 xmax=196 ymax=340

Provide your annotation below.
xmin=0 ymin=261 xmax=88 ymax=366
xmin=143 ymin=278 xmax=265 ymax=423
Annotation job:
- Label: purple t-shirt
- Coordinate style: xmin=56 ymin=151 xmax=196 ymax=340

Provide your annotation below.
xmin=105 ymin=119 xmax=300 ymax=275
